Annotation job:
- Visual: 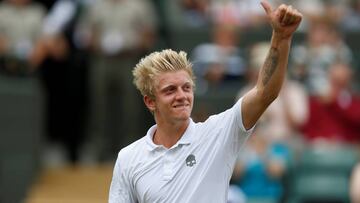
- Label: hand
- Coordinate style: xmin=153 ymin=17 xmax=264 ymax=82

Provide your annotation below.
xmin=261 ymin=1 xmax=302 ymax=40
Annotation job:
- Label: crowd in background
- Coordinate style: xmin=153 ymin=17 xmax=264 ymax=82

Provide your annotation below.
xmin=0 ymin=0 xmax=359 ymax=202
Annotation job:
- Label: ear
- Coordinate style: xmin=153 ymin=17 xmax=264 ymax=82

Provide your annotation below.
xmin=144 ymin=95 xmax=156 ymax=112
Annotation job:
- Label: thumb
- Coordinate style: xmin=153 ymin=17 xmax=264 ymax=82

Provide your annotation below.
xmin=261 ymin=0 xmax=272 ymax=15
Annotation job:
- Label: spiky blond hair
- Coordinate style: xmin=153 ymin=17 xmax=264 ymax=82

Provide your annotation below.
xmin=133 ymin=49 xmax=195 ymax=98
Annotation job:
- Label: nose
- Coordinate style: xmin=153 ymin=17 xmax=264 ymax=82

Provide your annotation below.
xmin=175 ymin=87 xmax=186 ymax=100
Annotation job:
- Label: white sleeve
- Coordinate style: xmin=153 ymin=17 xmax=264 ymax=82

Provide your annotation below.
xmin=228 ymin=97 xmax=255 ymax=155
xmin=109 ymin=153 xmax=137 ymax=203
xmin=202 ymin=97 xmax=254 ymax=157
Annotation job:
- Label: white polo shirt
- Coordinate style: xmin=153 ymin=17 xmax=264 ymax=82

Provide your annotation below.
xmin=109 ymin=98 xmax=253 ymax=203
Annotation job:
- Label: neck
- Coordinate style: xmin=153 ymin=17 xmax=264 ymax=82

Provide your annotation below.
xmin=153 ymin=119 xmax=190 ymax=149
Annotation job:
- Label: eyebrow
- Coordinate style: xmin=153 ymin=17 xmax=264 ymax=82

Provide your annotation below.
xmin=159 ymin=82 xmax=192 ymax=92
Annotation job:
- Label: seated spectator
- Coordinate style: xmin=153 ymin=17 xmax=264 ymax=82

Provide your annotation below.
xmin=290 ymin=18 xmax=353 ymax=95
xmin=192 ymin=24 xmax=246 ymax=89
xmin=302 ymin=62 xmax=360 ymax=145
xmin=322 ymin=0 xmax=348 ymax=25
xmin=340 ymin=0 xmax=360 ymax=31
xmin=231 ymin=127 xmax=291 ymax=200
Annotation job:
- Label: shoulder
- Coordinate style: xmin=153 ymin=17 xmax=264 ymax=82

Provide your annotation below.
xmin=195 ymin=98 xmax=243 ymax=130
xmin=116 ymin=137 xmax=147 ymax=167
xmin=118 ymin=137 xmax=146 ymax=158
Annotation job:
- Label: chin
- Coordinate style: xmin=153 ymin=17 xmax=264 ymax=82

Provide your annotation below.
xmin=175 ymin=113 xmax=191 ymax=121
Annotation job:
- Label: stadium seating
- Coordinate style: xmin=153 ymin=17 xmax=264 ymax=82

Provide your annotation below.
xmin=286 ymin=146 xmax=359 ymax=203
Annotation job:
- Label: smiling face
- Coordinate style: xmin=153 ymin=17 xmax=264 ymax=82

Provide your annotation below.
xmin=145 ymin=70 xmax=194 ymax=125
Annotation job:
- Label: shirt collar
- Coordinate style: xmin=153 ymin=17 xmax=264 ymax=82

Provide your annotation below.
xmin=145 ymin=118 xmax=194 ymax=151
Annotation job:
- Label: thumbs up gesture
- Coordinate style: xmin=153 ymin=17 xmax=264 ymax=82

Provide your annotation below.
xmin=261 ymin=1 xmax=302 ymax=40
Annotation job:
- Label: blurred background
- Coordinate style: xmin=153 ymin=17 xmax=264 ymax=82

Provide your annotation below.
xmin=0 ymin=0 xmax=359 ymax=202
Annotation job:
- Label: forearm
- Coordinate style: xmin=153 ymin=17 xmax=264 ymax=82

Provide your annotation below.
xmin=242 ymin=33 xmax=292 ymax=130
xmin=256 ymin=32 xmax=291 ymax=104
xmin=241 ymin=1 xmax=301 ymax=130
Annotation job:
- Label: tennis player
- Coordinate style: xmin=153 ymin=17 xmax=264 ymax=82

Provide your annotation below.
xmin=109 ymin=1 xmax=302 ymax=202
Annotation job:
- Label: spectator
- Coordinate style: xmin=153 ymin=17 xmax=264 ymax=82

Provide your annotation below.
xmin=290 ymin=18 xmax=352 ymax=95
xmin=322 ymin=0 xmax=349 ymax=25
xmin=341 ymin=0 xmax=360 ymax=31
xmin=302 ymin=62 xmax=360 ymax=145
xmin=231 ymin=127 xmax=291 ymax=201
xmin=0 ymin=0 xmax=46 ymax=75
xmin=32 ymin=0 xmax=91 ymax=165
xmin=79 ymin=0 xmax=157 ymax=161
xmin=192 ymin=24 xmax=246 ymax=88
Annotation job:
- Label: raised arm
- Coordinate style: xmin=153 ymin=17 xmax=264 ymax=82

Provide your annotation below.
xmin=242 ymin=1 xmax=302 ymax=130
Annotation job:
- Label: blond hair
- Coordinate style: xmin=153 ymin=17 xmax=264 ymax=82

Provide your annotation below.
xmin=133 ymin=49 xmax=195 ymax=98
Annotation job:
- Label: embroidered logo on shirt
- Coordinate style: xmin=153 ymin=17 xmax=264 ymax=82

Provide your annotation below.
xmin=185 ymin=154 xmax=196 ymax=167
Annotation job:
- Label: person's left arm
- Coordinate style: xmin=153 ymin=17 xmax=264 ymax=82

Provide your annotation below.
xmin=242 ymin=1 xmax=302 ymax=130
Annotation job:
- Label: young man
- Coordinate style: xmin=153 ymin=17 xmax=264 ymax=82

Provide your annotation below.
xmin=109 ymin=1 xmax=302 ymax=202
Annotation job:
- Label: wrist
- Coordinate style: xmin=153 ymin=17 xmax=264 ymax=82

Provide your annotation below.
xmin=271 ymin=31 xmax=292 ymax=47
